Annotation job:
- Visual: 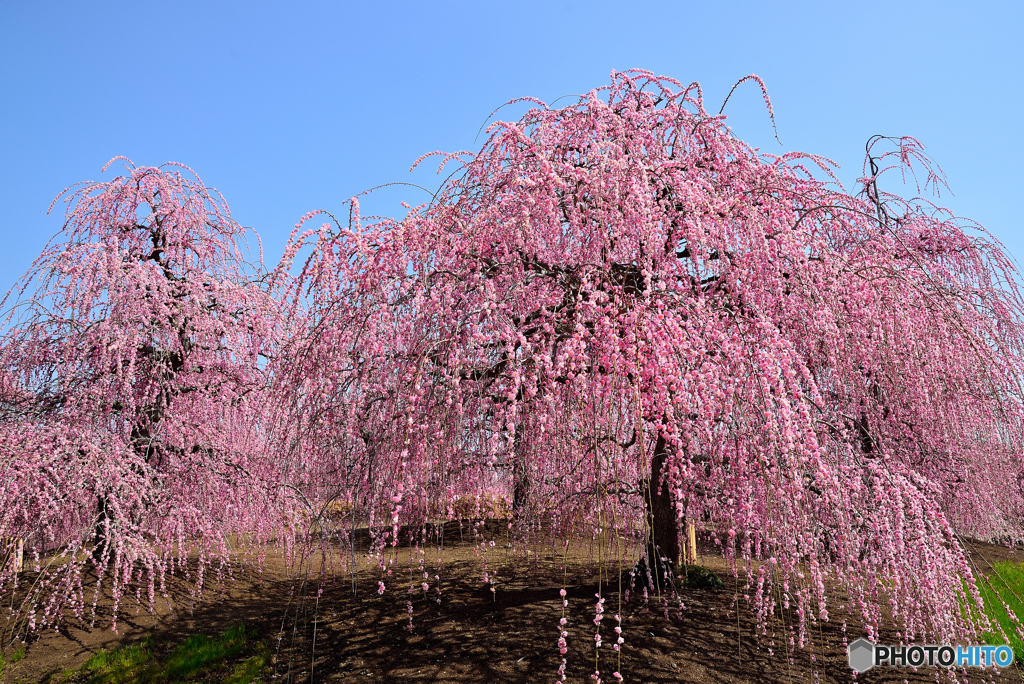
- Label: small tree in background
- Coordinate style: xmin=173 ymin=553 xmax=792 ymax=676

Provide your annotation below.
xmin=0 ymin=161 xmax=285 ymax=631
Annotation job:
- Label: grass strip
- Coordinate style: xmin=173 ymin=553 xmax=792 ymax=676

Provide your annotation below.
xmin=977 ymin=560 xmax=1024 ymax=666
xmin=68 ymin=622 xmax=267 ymax=683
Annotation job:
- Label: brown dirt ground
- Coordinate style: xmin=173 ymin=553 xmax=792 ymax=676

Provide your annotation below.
xmin=1 ymin=523 xmax=1022 ymax=684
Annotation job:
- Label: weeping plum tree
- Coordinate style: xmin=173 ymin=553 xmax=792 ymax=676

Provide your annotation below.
xmin=2 ymin=69 xmax=1024 ymax=677
xmin=279 ymin=70 xmax=1024 ymax=654
xmin=0 ymin=161 xmax=285 ymax=631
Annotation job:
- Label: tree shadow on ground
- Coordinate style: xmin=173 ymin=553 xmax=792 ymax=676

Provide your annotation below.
xmin=3 ymin=533 xmax=1022 ymax=683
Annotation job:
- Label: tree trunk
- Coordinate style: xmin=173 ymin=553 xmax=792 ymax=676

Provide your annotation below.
xmin=628 ymin=434 xmax=680 ymax=594
xmin=92 ymin=494 xmax=110 ymax=564
xmin=648 ymin=434 xmax=680 ymax=567
xmin=511 ymin=429 xmax=530 ymax=518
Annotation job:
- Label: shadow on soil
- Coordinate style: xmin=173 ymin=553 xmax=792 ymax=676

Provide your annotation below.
xmin=2 ymin=525 xmax=1022 ymax=683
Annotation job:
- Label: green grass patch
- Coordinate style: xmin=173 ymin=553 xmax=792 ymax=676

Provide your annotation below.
xmin=0 ymin=644 xmax=28 ymax=678
xmin=162 ymin=623 xmax=251 ymax=680
xmin=64 ymin=622 xmax=268 ymax=683
xmin=224 ymin=647 xmax=271 ymax=684
xmin=678 ymin=564 xmax=725 ymax=590
xmin=80 ymin=637 xmax=154 ymax=683
xmin=976 ymin=561 xmax=1024 ymax=665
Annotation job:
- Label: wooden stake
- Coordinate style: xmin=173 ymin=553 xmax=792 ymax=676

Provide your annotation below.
xmin=686 ymin=520 xmax=697 ymax=564
xmin=2 ymin=537 xmax=22 ymax=574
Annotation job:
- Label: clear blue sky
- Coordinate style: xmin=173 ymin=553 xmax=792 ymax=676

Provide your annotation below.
xmin=1 ymin=1 xmax=1021 ymax=282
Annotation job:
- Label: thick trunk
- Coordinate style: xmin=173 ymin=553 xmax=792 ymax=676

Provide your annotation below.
xmin=628 ymin=434 xmax=680 ymax=594
xmin=92 ymin=495 xmax=110 ymax=564
xmin=511 ymin=429 xmax=530 ymax=518
xmin=648 ymin=434 xmax=680 ymax=567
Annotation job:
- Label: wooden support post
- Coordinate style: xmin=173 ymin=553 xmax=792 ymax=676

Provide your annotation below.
xmin=2 ymin=537 xmax=23 ymax=574
xmin=686 ymin=520 xmax=697 ymax=564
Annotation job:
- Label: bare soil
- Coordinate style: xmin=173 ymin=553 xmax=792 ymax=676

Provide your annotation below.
xmin=1 ymin=524 xmax=1022 ymax=683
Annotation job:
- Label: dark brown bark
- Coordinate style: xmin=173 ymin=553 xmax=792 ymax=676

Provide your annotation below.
xmin=92 ymin=494 xmax=110 ymax=564
xmin=511 ymin=429 xmax=530 ymax=518
xmin=628 ymin=434 xmax=680 ymax=594
xmin=647 ymin=433 xmax=680 ymax=567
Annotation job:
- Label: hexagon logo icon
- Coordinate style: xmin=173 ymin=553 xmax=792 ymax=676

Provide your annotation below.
xmin=848 ymin=638 xmax=875 ymax=673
